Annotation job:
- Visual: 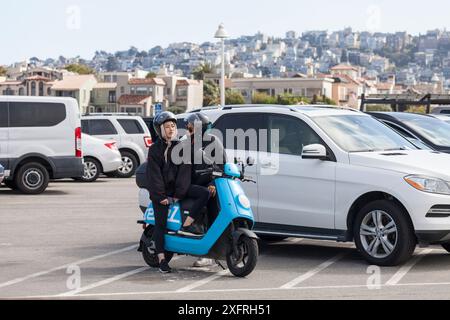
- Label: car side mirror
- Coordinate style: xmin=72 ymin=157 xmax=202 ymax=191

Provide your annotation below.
xmin=302 ymin=144 xmax=327 ymax=160
xmin=246 ymin=156 xmax=255 ymax=167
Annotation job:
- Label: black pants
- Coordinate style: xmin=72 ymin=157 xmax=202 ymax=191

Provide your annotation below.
xmin=185 ymin=185 xmax=210 ymax=222
xmin=152 ymin=202 xmax=170 ymax=255
xmin=206 ymin=196 xmax=220 ymax=228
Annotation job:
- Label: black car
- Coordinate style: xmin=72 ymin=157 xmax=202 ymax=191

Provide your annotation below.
xmin=368 ymin=112 xmax=450 ymax=153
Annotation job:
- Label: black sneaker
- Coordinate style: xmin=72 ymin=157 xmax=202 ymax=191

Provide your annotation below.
xmin=178 ymin=224 xmax=204 ymax=237
xmin=159 ymin=259 xmax=172 ymax=274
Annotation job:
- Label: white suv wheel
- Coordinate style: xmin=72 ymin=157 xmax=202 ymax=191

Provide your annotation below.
xmin=360 ymin=210 xmax=398 ymax=259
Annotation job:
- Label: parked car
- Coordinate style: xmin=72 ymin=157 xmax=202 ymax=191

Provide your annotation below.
xmin=137 ymin=105 xmax=450 ymax=266
xmin=368 ymin=112 xmax=450 ymax=153
xmin=0 ymin=164 xmax=4 ymax=185
xmin=81 ymin=114 xmax=152 ymax=178
xmin=0 ymin=96 xmax=84 ymax=194
xmin=74 ymin=134 xmax=122 ymax=183
xmin=431 ymin=106 xmax=450 ymax=115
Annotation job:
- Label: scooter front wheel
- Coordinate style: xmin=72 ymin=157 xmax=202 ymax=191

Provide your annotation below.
xmin=141 ymin=226 xmax=174 ymax=268
xmin=226 ymin=236 xmax=258 ymax=278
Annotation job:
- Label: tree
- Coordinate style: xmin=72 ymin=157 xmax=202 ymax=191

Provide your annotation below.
xmin=252 ymin=92 xmax=277 ymax=104
xmin=0 ymin=66 xmax=7 ymax=76
xmin=106 ymin=56 xmax=119 ymax=72
xmin=64 ymin=64 xmax=95 ymax=75
xmin=146 ymin=72 xmax=157 ymax=79
xmin=203 ymin=80 xmax=220 ymax=106
xmin=276 ymin=93 xmax=310 ymax=105
xmin=193 ymin=63 xmax=214 ymax=80
xmin=225 ymin=90 xmax=245 ymax=105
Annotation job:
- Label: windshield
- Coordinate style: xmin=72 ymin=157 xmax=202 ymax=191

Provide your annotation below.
xmin=313 ymin=115 xmax=417 ymax=153
xmin=401 ymin=117 xmax=450 ymax=147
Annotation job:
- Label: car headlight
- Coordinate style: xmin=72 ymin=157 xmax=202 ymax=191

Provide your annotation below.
xmin=404 ymin=175 xmax=450 ymax=195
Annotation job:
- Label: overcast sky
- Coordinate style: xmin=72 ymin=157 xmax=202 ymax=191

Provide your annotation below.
xmin=2 ymin=0 xmax=450 ymax=65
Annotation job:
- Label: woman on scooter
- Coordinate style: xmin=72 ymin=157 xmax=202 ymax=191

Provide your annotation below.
xmin=147 ymin=112 xmax=192 ymax=273
xmin=184 ymin=113 xmax=227 ymax=267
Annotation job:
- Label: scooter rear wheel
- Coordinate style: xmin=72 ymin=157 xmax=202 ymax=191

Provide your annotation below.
xmin=226 ymin=236 xmax=258 ymax=278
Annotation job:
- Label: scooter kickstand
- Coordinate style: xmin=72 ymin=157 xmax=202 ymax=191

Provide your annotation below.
xmin=216 ymin=260 xmax=226 ymax=270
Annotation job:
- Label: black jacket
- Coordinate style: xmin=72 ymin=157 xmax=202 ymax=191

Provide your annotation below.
xmin=189 ymin=133 xmax=227 ymax=187
xmin=146 ymin=139 xmax=191 ymax=203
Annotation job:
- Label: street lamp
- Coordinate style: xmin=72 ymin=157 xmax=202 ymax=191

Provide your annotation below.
xmin=215 ymin=23 xmax=229 ymax=107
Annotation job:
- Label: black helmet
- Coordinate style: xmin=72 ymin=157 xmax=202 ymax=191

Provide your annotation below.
xmin=185 ymin=113 xmax=212 ymax=134
xmin=153 ymin=111 xmax=177 ymax=139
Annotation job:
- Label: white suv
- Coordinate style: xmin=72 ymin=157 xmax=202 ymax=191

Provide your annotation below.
xmin=0 ymin=96 xmax=84 ymax=194
xmin=81 ymin=114 xmax=151 ymax=178
xmin=138 ymin=105 xmax=450 ymax=266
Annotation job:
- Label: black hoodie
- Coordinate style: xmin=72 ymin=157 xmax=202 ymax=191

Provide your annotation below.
xmin=146 ymin=139 xmax=191 ymax=204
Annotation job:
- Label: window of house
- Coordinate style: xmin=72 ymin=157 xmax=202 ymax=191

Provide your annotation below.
xmin=108 ymin=91 xmax=116 ymax=103
xmin=39 ymin=82 xmax=44 ymax=96
xmin=177 ymin=87 xmax=188 ymax=97
xmin=9 ymin=102 xmax=66 ymax=127
xmin=136 ymin=87 xmax=149 ymax=95
xmin=31 ymin=82 xmax=36 ymax=96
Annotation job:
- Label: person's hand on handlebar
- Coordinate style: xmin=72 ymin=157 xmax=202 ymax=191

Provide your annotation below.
xmin=208 ymin=185 xmax=217 ymax=197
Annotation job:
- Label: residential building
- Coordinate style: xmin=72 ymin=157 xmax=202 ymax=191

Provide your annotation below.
xmin=117 ymin=94 xmax=153 ymax=116
xmin=90 ymin=82 xmax=118 ymax=113
xmin=51 ymin=75 xmax=97 ymax=113
xmin=330 ymin=64 xmax=361 ymax=79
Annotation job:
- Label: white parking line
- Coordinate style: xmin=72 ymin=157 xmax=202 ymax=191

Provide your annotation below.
xmin=0 ymin=245 xmax=138 ymax=289
xmin=280 ymin=253 xmax=347 ymax=289
xmin=385 ymin=249 xmax=434 ymax=286
xmin=59 ymin=256 xmax=182 ymax=297
xmin=176 ymin=269 xmax=230 ymax=293
xmin=59 ymin=267 xmax=150 ymax=297
xmin=10 ymin=280 xmax=450 ymax=299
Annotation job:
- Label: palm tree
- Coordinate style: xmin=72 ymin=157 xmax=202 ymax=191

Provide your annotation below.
xmin=193 ymin=63 xmax=215 ymax=80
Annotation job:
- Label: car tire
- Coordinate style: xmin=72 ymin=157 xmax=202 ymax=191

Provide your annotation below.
xmin=80 ymin=157 xmax=101 ymax=183
xmin=354 ymin=200 xmax=416 ymax=266
xmin=4 ymin=180 xmax=18 ymax=190
xmin=116 ymin=151 xmax=138 ymax=178
xmin=15 ymin=162 xmax=50 ymax=195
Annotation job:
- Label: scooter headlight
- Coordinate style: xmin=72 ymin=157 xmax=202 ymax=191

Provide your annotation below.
xmin=404 ymin=175 xmax=450 ymax=195
xmin=237 ymin=194 xmax=251 ymax=209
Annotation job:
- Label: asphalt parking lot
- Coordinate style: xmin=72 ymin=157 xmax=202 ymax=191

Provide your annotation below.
xmin=1 ymin=178 xmax=450 ymax=300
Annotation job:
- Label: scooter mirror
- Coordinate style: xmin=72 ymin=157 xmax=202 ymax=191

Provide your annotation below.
xmin=246 ymin=157 xmax=255 ymax=167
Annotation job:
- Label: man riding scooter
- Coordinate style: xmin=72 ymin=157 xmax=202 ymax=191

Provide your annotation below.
xmin=184 ymin=113 xmax=227 ymax=268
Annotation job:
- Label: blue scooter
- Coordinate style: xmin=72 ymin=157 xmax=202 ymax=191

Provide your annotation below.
xmin=137 ymin=158 xmax=259 ymax=277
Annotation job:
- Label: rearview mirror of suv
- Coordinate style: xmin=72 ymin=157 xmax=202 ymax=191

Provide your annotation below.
xmin=301 ymin=144 xmax=327 ymax=160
